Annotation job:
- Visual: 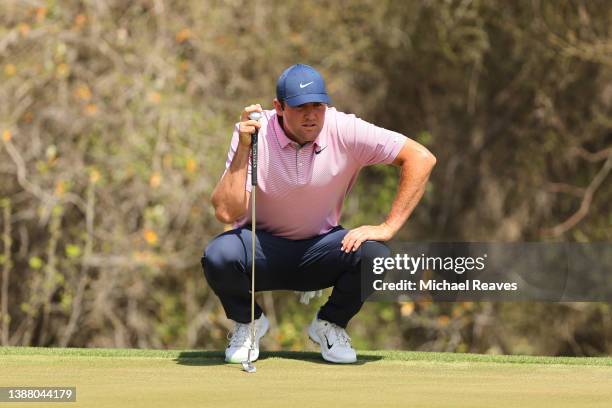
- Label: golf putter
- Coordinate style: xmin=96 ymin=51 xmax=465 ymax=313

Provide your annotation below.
xmin=242 ymin=110 xmax=261 ymax=374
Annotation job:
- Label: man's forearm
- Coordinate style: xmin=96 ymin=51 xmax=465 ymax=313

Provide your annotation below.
xmin=211 ymin=144 xmax=251 ymax=223
xmin=384 ymin=156 xmax=436 ymax=235
xmin=340 ymin=150 xmax=436 ymax=253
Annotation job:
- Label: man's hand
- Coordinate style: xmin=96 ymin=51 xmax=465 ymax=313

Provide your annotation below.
xmin=341 ymin=223 xmax=395 ymax=253
xmin=238 ymin=104 xmax=263 ymax=147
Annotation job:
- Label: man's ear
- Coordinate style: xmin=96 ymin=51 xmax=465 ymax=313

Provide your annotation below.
xmin=273 ymin=98 xmax=284 ymax=116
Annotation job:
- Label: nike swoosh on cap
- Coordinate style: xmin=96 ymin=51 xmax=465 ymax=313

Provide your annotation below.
xmin=299 ymin=81 xmax=314 ymax=88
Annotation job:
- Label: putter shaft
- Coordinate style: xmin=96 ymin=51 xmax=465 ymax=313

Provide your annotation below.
xmin=242 ymin=113 xmax=259 ymax=373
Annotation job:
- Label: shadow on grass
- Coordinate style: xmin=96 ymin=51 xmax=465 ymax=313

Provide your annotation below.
xmin=175 ymin=351 xmax=382 ymax=367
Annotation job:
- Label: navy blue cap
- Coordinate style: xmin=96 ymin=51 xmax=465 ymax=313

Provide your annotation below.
xmin=276 ymin=64 xmax=331 ymax=107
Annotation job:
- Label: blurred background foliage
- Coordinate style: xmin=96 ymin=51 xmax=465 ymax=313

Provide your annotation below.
xmin=0 ymin=0 xmax=610 ymax=355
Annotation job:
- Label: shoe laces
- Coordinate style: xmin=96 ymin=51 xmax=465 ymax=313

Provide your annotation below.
xmin=324 ymin=321 xmax=352 ymax=347
xmin=228 ymin=323 xmax=254 ymax=348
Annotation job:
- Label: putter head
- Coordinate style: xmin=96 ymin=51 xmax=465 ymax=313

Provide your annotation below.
xmin=241 ymin=348 xmax=256 ymax=373
xmin=241 ymin=360 xmax=256 ymax=373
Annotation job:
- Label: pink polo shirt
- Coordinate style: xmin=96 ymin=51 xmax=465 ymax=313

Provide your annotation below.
xmin=222 ymin=107 xmax=406 ymax=239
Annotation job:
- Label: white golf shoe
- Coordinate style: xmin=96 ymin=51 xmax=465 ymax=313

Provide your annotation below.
xmin=308 ymin=315 xmax=357 ymax=363
xmin=225 ymin=313 xmax=269 ymax=364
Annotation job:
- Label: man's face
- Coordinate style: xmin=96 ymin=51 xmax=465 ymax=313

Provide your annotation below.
xmin=274 ymin=99 xmax=326 ymax=145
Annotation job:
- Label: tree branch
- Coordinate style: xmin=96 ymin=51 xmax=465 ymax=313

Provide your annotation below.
xmin=542 ymin=151 xmax=612 ymax=236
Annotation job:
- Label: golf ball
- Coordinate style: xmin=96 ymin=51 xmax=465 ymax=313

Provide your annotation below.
xmin=248 ymin=112 xmax=262 ymax=121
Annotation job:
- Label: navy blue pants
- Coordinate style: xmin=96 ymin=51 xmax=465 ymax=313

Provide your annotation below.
xmin=201 ymin=225 xmax=390 ymax=328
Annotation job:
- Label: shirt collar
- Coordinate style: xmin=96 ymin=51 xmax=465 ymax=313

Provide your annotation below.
xmin=313 ymin=128 xmax=326 ymax=149
xmin=273 ymin=114 xmax=294 ymax=148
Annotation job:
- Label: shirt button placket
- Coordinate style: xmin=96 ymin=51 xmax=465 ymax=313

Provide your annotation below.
xmin=298 ymin=146 xmax=307 ymax=184
xmin=294 ymin=145 xmax=300 ymax=184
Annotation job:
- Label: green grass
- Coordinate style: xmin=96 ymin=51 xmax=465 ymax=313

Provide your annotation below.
xmin=1 ymin=347 xmax=611 ymax=407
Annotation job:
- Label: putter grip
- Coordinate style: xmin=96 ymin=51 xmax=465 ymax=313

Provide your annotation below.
xmin=251 ymin=131 xmax=258 ymax=186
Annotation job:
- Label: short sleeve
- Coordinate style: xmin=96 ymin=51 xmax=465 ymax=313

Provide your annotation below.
xmin=338 ymin=113 xmax=407 ymax=167
xmin=222 ymin=123 xmax=252 ymax=192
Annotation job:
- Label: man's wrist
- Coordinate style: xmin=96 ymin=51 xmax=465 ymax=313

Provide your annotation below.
xmin=381 ymin=221 xmax=399 ymax=237
xmin=236 ymin=140 xmax=252 ymax=152
xmin=232 ymin=142 xmax=251 ymax=163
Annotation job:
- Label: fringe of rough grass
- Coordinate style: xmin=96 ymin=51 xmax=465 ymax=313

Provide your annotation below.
xmin=2 ymin=347 xmax=612 ymax=366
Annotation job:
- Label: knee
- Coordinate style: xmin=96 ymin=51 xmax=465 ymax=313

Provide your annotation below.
xmin=341 ymin=241 xmax=390 ymax=271
xmin=361 ymin=241 xmax=390 ymax=297
xmin=201 ymin=233 xmax=246 ymax=282
xmin=361 ymin=240 xmax=390 ymax=259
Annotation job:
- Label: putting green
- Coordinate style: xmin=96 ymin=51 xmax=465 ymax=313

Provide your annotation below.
xmin=1 ymin=347 xmax=611 ymax=407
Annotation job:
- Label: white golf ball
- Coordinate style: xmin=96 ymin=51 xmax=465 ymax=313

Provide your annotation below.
xmin=249 ymin=112 xmax=262 ymax=121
